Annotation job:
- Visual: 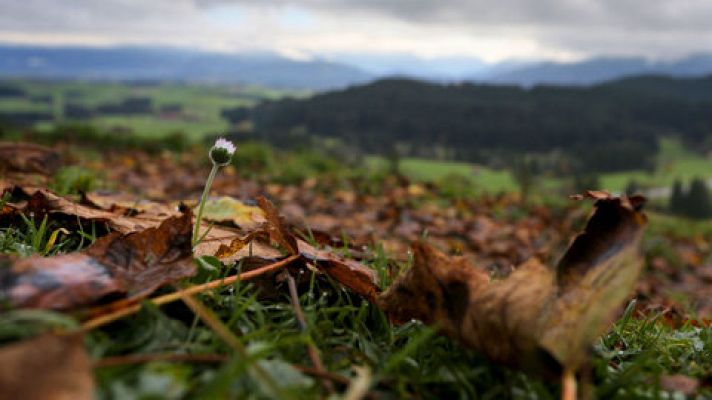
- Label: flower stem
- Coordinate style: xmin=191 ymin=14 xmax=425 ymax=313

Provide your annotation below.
xmin=193 ymin=164 xmax=219 ymax=246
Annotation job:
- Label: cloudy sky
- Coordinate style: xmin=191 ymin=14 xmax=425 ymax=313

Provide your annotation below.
xmin=1 ymin=0 xmax=711 ymax=63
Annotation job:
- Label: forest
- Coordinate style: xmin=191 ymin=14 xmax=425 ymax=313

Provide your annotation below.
xmin=224 ymin=75 xmax=712 ymax=173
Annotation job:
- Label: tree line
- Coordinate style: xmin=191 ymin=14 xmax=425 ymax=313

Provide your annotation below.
xmin=222 ymin=75 xmax=712 ymax=174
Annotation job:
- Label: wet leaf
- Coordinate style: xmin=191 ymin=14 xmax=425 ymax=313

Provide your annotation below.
xmin=0 ymin=333 xmax=94 ymax=400
xmin=378 ymin=194 xmax=647 ymax=376
xmin=1 ymin=212 xmax=195 ymax=310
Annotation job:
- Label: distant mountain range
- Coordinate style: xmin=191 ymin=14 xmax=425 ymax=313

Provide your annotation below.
xmin=2 ymin=44 xmax=712 ymax=89
xmin=484 ymin=54 xmax=712 ymax=86
xmin=0 ymin=45 xmax=372 ymax=90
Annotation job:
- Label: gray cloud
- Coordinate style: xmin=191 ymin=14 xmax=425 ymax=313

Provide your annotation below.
xmin=1 ymin=0 xmax=711 ymax=61
xmin=196 ymin=0 xmax=712 ymax=30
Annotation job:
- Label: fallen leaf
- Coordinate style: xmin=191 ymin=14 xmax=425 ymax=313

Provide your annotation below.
xmin=0 ymin=142 xmax=61 ymax=175
xmin=81 ymin=191 xmax=181 ymax=218
xmin=7 ymin=186 xmax=160 ymax=234
xmin=193 ymin=225 xmax=283 ymax=262
xmin=257 ymin=196 xmax=298 ymax=255
xmin=256 ymin=196 xmax=379 ymax=300
xmin=1 ymin=212 xmax=195 ymax=310
xmin=378 ymin=194 xmax=647 ymax=376
xmin=0 ymin=333 xmax=94 ymax=400
xmin=299 ymin=241 xmax=380 ymax=302
xmin=198 ymin=196 xmax=265 ymax=230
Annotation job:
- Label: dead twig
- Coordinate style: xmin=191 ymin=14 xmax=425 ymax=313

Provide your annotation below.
xmin=80 ymin=254 xmax=300 ymax=331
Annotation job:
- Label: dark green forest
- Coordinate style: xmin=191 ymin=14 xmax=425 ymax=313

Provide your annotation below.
xmin=224 ymin=75 xmax=712 ymax=173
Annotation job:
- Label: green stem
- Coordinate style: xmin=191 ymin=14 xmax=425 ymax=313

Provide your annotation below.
xmin=193 ymin=164 xmax=219 ymax=246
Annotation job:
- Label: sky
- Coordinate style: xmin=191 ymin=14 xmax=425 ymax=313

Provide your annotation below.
xmin=1 ymin=0 xmax=711 ymax=64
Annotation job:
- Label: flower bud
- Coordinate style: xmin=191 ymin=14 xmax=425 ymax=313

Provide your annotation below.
xmin=209 ymin=138 xmax=236 ymax=166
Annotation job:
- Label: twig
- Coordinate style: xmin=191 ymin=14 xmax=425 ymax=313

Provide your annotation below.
xmin=80 ymin=254 xmax=300 ymax=331
xmin=562 ymin=369 xmax=577 ymax=400
xmin=286 ymin=272 xmax=335 ymax=394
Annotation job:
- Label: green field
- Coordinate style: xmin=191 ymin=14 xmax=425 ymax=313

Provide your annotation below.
xmin=367 ymin=137 xmax=712 ymax=196
xmin=0 ymin=79 xmax=302 ymax=139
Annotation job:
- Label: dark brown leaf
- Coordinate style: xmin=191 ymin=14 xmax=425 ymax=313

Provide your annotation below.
xmin=0 ymin=334 xmax=93 ymax=400
xmin=13 ymin=187 xmax=161 ymax=234
xmin=299 ymin=241 xmax=380 ymax=302
xmin=257 ymin=195 xmax=298 ymax=255
xmin=1 ymin=212 xmax=195 ymax=310
xmin=378 ymin=195 xmax=647 ymax=376
xmin=256 ymin=196 xmax=379 ymax=300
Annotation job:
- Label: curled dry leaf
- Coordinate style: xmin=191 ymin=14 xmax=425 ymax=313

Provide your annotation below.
xmin=0 ymin=212 xmax=195 ymax=310
xmin=6 ymin=186 xmax=160 ymax=234
xmin=299 ymin=241 xmax=380 ymax=302
xmin=257 ymin=195 xmax=299 ymax=255
xmin=257 ymin=195 xmax=379 ymax=301
xmin=378 ymin=194 xmax=647 ymax=376
xmin=0 ymin=333 xmax=93 ymax=400
xmin=81 ymin=191 xmax=181 ymax=218
xmin=193 ymin=225 xmax=283 ymax=262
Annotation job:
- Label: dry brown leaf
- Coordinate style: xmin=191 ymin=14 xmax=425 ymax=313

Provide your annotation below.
xmin=214 ymin=231 xmax=267 ymax=258
xmin=0 ymin=333 xmax=94 ymax=400
xmin=0 ymin=142 xmax=61 ymax=175
xmin=1 ymin=212 xmax=195 ymax=310
xmin=193 ymin=225 xmax=283 ymax=262
xmin=10 ymin=187 xmax=160 ymax=234
xmin=256 ymin=196 xmax=379 ymax=300
xmin=378 ymin=194 xmax=647 ymax=376
xmin=257 ymin=195 xmax=299 ymax=255
xmin=81 ymin=191 xmax=181 ymax=218
xmin=299 ymin=241 xmax=380 ymax=302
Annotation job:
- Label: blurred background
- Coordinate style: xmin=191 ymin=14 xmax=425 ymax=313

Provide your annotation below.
xmin=1 ymin=0 xmax=712 ymax=218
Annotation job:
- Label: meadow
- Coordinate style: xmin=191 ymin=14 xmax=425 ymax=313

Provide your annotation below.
xmin=0 ymin=79 xmax=301 ymax=139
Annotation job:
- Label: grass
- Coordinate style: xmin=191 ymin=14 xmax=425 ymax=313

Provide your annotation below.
xmin=2 ymin=169 xmax=712 ymax=398
xmin=365 ymin=137 xmax=712 ymax=197
xmin=0 ymin=79 xmax=299 ymax=139
xmin=364 ymin=156 xmax=518 ymax=194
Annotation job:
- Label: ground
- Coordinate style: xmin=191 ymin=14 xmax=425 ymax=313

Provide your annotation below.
xmin=1 ymin=137 xmax=711 ymax=399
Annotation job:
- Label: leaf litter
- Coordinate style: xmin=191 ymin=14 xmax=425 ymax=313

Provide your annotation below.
xmin=0 ymin=143 xmax=710 ymax=398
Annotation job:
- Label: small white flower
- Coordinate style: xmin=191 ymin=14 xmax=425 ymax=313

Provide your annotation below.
xmin=209 ymin=137 xmax=236 ymax=166
xmin=214 ymin=138 xmax=236 ymax=155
